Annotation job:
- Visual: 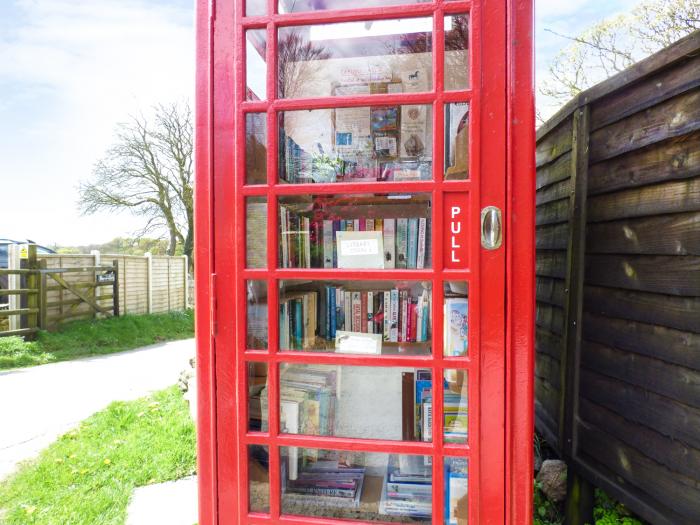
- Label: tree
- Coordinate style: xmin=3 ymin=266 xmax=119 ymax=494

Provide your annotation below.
xmin=79 ymin=102 xmax=193 ymax=259
xmin=539 ymin=0 xmax=700 ymax=121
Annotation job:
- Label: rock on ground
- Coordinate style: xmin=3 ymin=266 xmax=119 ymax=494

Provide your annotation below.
xmin=126 ymin=476 xmax=198 ymax=525
xmin=536 ymin=459 xmax=567 ymax=502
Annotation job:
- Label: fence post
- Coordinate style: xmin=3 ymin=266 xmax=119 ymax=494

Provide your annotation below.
xmin=145 ymin=252 xmax=153 ymax=314
xmin=7 ymin=244 xmax=20 ymax=331
xmin=112 ymin=259 xmax=120 ymax=317
xmin=183 ymin=255 xmax=189 ymax=309
xmin=91 ymin=250 xmax=101 ymax=319
xmin=25 ymin=244 xmax=38 ymax=335
xmin=560 ymin=104 xmax=590 ymax=459
xmin=38 ymin=259 xmax=48 ymax=329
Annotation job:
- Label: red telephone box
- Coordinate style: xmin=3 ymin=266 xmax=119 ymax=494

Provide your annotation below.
xmin=194 ymin=0 xmax=534 ymax=523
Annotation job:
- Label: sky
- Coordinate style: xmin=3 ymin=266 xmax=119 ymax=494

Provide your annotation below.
xmin=1 ymin=0 xmax=639 ymax=246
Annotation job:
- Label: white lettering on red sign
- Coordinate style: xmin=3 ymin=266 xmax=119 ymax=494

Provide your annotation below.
xmin=451 ymin=205 xmax=462 ymax=263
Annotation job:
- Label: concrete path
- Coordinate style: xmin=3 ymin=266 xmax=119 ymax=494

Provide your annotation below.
xmin=0 ymin=338 xmax=195 ymax=481
xmin=126 ymin=476 xmax=198 ymax=525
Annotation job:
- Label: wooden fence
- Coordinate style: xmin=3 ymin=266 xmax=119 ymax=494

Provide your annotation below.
xmin=1 ymin=247 xmax=190 ymax=335
xmin=535 ymin=31 xmax=700 ymax=525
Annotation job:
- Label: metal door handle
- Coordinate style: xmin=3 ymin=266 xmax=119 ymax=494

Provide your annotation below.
xmin=481 ymin=206 xmax=502 ymax=250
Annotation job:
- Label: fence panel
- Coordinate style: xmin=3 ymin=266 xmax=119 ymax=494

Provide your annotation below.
xmin=535 ymin=30 xmax=700 ymax=525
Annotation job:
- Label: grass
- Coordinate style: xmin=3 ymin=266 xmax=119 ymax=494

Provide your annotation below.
xmin=0 ymin=309 xmax=194 ymax=370
xmin=0 ymin=386 xmax=196 ymax=525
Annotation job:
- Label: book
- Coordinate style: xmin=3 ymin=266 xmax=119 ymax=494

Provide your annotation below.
xmin=367 ymin=291 xmax=374 ymax=333
xmin=390 ymin=289 xmax=400 ymax=342
xmin=383 ymin=218 xmax=396 ymax=269
xmin=417 ymin=217 xmax=427 ymax=269
xmin=407 ymin=218 xmax=418 ymax=269
xmin=396 ymin=218 xmax=408 ymax=269
xmin=322 ymin=220 xmax=333 ymax=268
xmin=444 ymin=297 xmax=468 ymax=357
xmin=383 ymin=290 xmax=391 ymax=341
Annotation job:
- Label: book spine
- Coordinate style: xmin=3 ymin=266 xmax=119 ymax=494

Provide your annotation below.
xmin=366 ymin=218 xmax=374 ymax=231
xmin=344 ymin=291 xmax=352 ymax=333
xmin=360 ymin=292 xmax=368 ymax=333
xmin=329 ymin=287 xmax=336 ymax=339
xmin=407 ymin=218 xmax=418 ymax=269
xmin=352 ymin=292 xmax=362 ymax=332
xmin=332 ymin=220 xmax=340 ymax=268
xmin=323 ymin=220 xmax=333 ymax=268
xmin=367 ymin=291 xmax=374 ymax=333
xmin=353 ymin=219 xmax=360 ymax=231
xmin=383 ymin=291 xmax=391 ymax=341
xmin=294 ymin=300 xmax=303 ymax=350
xmin=396 ymin=218 xmax=408 ymax=269
xmin=383 ymin=218 xmax=396 ymax=269
xmin=390 ymin=289 xmax=399 ymax=342
xmin=400 ymin=290 xmax=409 ymax=342
xmin=336 ymin=288 xmax=344 ymax=331
xmin=374 ymin=292 xmax=382 ymax=334
xmin=422 ymin=401 xmax=432 ymax=442
xmin=417 ymin=218 xmax=427 ymax=269
xmin=281 ymin=207 xmax=289 ymax=268
xmin=303 ymin=216 xmax=311 ymax=268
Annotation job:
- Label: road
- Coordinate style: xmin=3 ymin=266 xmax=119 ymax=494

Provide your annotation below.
xmin=0 ymin=338 xmax=195 ymax=481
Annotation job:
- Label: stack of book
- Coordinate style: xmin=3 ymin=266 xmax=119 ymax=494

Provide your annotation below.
xmin=280 ymin=204 xmax=431 ymax=269
xmin=260 ymin=364 xmax=337 ymax=445
xmin=282 ymin=460 xmax=366 ymax=509
xmin=379 ymin=455 xmax=432 ymax=518
xmin=279 ymin=285 xmax=432 ymax=351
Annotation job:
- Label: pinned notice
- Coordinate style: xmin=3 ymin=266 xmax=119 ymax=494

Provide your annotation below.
xmin=336 ymin=230 xmax=385 ymax=269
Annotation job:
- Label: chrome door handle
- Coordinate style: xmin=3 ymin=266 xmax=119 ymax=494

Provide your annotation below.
xmin=481 ymin=206 xmax=502 ymax=250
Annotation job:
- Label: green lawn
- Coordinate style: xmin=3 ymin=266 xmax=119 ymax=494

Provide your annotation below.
xmin=0 ymin=310 xmax=194 ymax=370
xmin=0 ymin=386 xmax=196 ymax=525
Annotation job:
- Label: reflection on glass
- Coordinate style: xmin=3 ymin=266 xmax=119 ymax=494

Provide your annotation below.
xmin=445 ymin=14 xmax=469 ymax=91
xmin=246 ymin=113 xmax=267 ymax=184
xmin=248 ymin=362 xmax=268 ymax=430
xmin=279 ymin=106 xmax=433 ymax=184
xmin=270 ymin=364 xmax=432 ymax=441
xmin=279 ymin=194 xmax=433 ymax=269
xmin=249 ymin=445 xmax=270 ymax=513
xmin=280 ymin=0 xmax=436 ymax=12
xmin=246 ymin=0 xmax=266 ymax=16
xmin=279 ymin=280 xmax=432 ymax=355
xmin=444 ymin=103 xmax=469 ymax=180
xmin=246 ymin=280 xmax=268 ymax=349
xmin=444 ymin=370 xmax=468 ymax=444
xmin=278 ymin=18 xmax=432 ymax=99
xmin=246 ymin=29 xmax=267 ymax=100
xmin=246 ymin=197 xmax=268 ymax=268
xmin=280 ymin=447 xmax=432 ymax=522
xmin=444 ymin=281 xmax=468 ymax=356
xmin=444 ymin=457 xmax=468 ymax=524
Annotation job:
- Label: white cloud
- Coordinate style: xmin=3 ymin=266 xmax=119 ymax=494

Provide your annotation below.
xmin=0 ymin=0 xmax=194 ymax=246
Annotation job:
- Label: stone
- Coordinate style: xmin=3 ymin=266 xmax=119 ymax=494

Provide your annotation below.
xmin=536 ymin=459 xmax=567 ymax=502
xmin=126 ymin=476 xmax=198 ymax=525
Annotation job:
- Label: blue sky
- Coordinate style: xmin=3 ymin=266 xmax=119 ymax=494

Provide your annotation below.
xmin=1 ymin=0 xmax=639 ymax=246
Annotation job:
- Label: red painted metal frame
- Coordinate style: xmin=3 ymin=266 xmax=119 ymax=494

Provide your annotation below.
xmin=195 ymin=0 xmax=534 ymax=522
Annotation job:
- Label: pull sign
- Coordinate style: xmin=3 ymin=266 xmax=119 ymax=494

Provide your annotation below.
xmin=444 ymin=193 xmax=470 ymax=269
xmin=481 ymin=206 xmax=503 ymax=250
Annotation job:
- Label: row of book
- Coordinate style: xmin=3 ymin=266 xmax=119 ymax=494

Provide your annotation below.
xmin=404 ymin=369 xmax=468 ymax=444
xmin=280 ymin=205 xmax=431 ymax=269
xmin=279 ymin=286 xmax=432 ymax=351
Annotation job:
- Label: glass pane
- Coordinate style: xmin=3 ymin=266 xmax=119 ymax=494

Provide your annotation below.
xmin=279 ymin=194 xmax=432 ymax=268
xmin=248 ymin=362 xmax=268 ymax=430
xmin=444 ymin=103 xmax=469 ymax=180
xmin=246 ymin=197 xmax=268 ymax=268
xmin=249 ymin=445 xmax=270 ymax=513
xmin=246 ymin=29 xmax=267 ymax=100
xmin=444 ymin=370 xmax=468 ymax=444
xmin=278 ymin=18 xmax=432 ymax=99
xmin=445 ymin=14 xmax=469 ymax=91
xmin=444 ymin=457 xmax=468 ymax=524
xmin=280 ymin=448 xmax=432 ymax=522
xmin=279 ymin=280 xmax=432 ymax=355
xmin=246 ymin=113 xmax=267 ymax=184
xmin=246 ymin=0 xmax=266 ymax=16
xmin=246 ymin=280 xmax=268 ymax=349
xmin=444 ymin=281 xmax=468 ymax=357
xmin=280 ymin=0 xmax=436 ymax=12
xmin=279 ymin=106 xmax=433 ymax=184
xmin=269 ymin=364 xmax=432 ymax=441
